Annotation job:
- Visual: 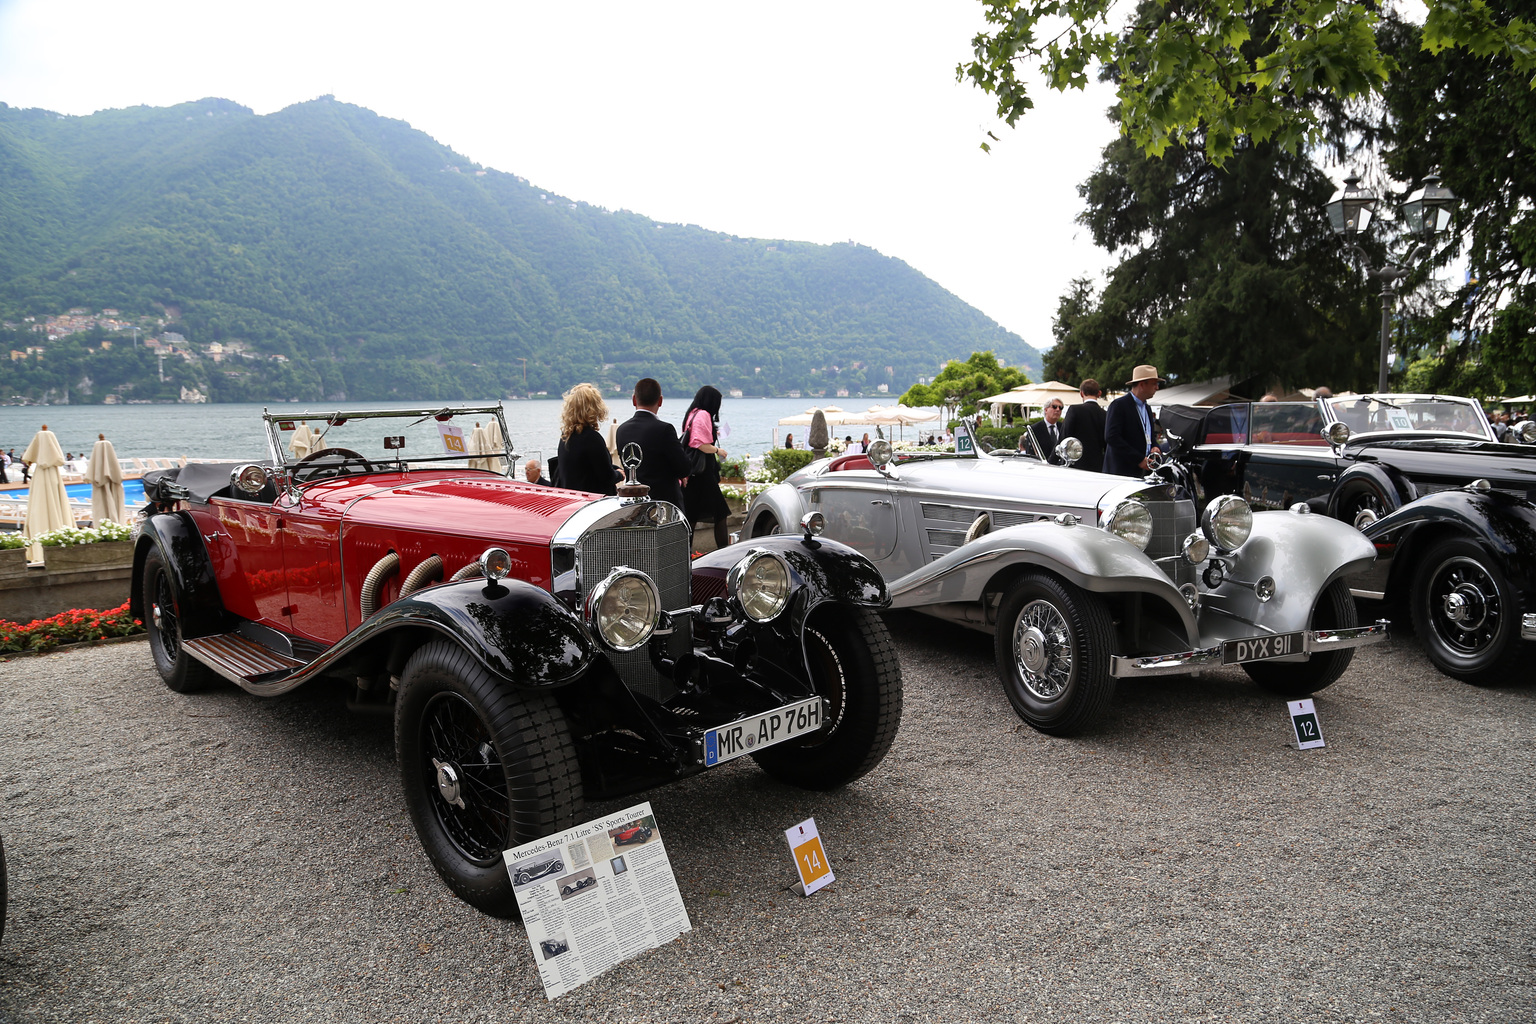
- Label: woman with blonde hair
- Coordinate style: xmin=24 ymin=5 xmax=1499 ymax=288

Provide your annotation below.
xmin=553 ymin=383 xmax=618 ymax=495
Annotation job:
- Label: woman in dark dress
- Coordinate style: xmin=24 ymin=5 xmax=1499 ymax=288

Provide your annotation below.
xmin=681 ymin=385 xmax=731 ymax=549
xmin=553 ymin=382 xmax=618 ymax=495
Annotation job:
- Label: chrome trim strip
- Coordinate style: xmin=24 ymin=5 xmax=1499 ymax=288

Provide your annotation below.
xmin=1109 ymin=620 xmax=1390 ymax=678
xmin=1523 ymin=613 xmax=1536 ymax=641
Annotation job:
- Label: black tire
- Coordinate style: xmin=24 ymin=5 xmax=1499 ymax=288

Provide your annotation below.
xmin=750 ymin=510 xmax=780 ymax=538
xmin=1410 ymin=537 xmax=1524 ymax=685
xmin=1242 ymin=578 xmax=1358 ymax=696
xmin=396 ymin=641 xmax=583 ymax=918
xmin=751 ymin=606 xmax=903 ymax=789
xmin=994 ymin=574 xmax=1116 ymax=736
xmin=143 ymin=545 xmax=214 ymax=693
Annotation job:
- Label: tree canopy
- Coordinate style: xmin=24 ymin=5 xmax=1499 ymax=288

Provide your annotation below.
xmin=1371 ymin=6 xmax=1536 ymax=395
xmin=1043 ymin=133 xmax=1378 ymax=391
xmin=899 ymin=351 xmax=1031 ymax=417
xmin=961 ymin=0 xmax=1536 ymax=164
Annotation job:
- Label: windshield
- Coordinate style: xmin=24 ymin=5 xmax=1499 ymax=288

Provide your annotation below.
xmin=1324 ymin=395 xmax=1493 ymax=440
xmin=262 ymin=405 xmax=514 ymax=471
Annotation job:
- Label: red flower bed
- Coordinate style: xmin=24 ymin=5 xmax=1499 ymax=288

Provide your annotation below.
xmin=0 ymin=600 xmax=144 ymax=654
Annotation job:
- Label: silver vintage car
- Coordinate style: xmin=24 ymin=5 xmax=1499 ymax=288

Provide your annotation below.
xmin=745 ymin=421 xmax=1388 ymax=735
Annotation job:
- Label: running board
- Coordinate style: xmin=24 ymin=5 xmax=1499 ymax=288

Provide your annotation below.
xmin=183 ymin=633 xmax=306 ymax=688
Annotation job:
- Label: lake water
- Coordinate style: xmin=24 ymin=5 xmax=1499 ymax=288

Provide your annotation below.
xmin=0 ymin=397 xmax=941 ymax=465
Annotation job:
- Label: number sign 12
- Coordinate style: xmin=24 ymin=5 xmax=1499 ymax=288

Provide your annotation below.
xmin=785 ymin=817 xmax=835 ymax=896
xmin=1289 ymin=699 xmax=1325 ymax=750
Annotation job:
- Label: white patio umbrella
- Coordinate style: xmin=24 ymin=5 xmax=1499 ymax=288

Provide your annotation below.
xmin=22 ymin=425 xmax=71 ymax=561
xmin=605 ymin=416 xmax=621 ymax=468
xmin=484 ymin=417 xmax=508 ymax=474
xmin=85 ymin=434 xmax=128 ymax=526
xmin=777 ymin=405 xmax=853 ymax=427
xmin=289 ymin=422 xmax=316 ymax=460
xmin=981 ymin=381 xmax=1084 ymax=415
xmin=466 ymin=423 xmax=492 ymax=472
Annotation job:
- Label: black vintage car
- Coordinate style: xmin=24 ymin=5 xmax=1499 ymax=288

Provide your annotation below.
xmin=1163 ymin=394 xmax=1536 ymax=683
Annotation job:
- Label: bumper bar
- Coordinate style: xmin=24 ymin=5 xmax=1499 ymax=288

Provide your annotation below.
xmin=1110 ymin=620 xmax=1390 ymax=678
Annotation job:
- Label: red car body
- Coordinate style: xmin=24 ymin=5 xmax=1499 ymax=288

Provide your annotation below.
xmin=129 ymin=405 xmax=903 ymax=919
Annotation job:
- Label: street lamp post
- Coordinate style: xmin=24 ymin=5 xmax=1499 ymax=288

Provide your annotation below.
xmin=1325 ymin=170 xmax=1460 ymax=393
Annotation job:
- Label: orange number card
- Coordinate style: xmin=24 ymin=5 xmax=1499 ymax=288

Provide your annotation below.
xmin=785 ymin=817 xmax=835 ymax=896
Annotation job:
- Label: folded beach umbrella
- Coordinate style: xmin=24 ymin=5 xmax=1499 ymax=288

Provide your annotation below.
xmin=22 ymin=425 xmax=72 ymax=562
xmin=86 ymin=434 xmax=128 ymax=526
xmin=288 ymin=422 xmax=315 ymax=461
xmin=466 ymin=423 xmax=492 ymax=472
xmin=484 ymin=418 xmax=508 ymax=474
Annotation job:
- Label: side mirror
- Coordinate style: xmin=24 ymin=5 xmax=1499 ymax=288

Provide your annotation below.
xmin=1325 ymin=422 xmax=1352 ymax=446
xmin=867 ymin=439 xmax=894 ymax=469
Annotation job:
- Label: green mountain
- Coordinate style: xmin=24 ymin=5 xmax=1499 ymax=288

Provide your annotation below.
xmin=0 ymin=96 xmax=1039 ymax=403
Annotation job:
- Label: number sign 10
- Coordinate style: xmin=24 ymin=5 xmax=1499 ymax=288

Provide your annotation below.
xmin=785 ymin=817 xmax=835 ymax=896
xmin=1289 ymin=699 xmax=1325 ymax=750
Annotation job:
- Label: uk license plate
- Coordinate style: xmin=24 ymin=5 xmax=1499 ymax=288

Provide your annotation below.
xmin=704 ymin=698 xmax=824 ymax=766
xmin=1222 ymin=631 xmax=1305 ymax=664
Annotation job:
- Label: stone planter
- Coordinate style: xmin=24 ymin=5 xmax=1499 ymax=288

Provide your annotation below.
xmin=0 ymin=547 xmax=30 ymax=580
xmin=41 ymin=540 xmax=135 ymax=572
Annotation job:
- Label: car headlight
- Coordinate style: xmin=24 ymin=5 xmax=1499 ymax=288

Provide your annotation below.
xmin=1202 ymin=494 xmax=1253 ymax=552
xmin=479 ymin=547 xmax=513 ymax=580
xmin=727 ymin=548 xmax=792 ymax=622
xmin=585 ymin=567 xmax=661 ymax=651
xmin=1182 ymin=532 xmax=1211 ymax=564
xmin=1102 ymin=499 xmax=1153 ymax=551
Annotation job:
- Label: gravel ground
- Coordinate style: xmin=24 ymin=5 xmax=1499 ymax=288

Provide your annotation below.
xmin=0 ymin=614 xmax=1532 ymax=1023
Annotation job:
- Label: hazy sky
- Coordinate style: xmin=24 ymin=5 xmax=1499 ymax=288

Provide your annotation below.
xmin=0 ymin=0 xmax=1126 ymax=356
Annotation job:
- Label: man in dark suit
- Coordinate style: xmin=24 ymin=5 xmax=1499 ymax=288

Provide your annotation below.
xmin=614 ymin=377 xmax=690 ymax=509
xmin=1061 ymin=379 xmax=1106 ymax=472
xmin=1103 ymin=364 xmax=1165 ymax=477
xmin=1026 ymin=399 xmax=1068 ymax=464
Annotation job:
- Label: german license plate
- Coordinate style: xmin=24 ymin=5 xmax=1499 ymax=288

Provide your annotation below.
xmin=1222 ymin=631 xmax=1305 ymax=664
xmin=704 ymin=698 xmax=824 ymax=766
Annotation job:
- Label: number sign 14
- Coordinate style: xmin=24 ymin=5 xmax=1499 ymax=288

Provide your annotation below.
xmin=785 ymin=817 xmax=835 ymax=896
xmin=1289 ymin=699 xmax=1325 ymax=750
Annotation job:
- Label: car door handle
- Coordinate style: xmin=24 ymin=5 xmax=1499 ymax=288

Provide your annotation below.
xmin=1317 ymin=474 xmax=1334 ymax=481
xmin=870 ymin=499 xmax=891 ymax=506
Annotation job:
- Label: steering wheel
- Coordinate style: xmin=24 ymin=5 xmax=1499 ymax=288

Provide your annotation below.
xmin=292 ymin=447 xmax=375 ymax=483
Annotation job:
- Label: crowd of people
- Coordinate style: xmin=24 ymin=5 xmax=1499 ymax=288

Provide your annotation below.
xmin=531 ymin=378 xmax=735 ymax=549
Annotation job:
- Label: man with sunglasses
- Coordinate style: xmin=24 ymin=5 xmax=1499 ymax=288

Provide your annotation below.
xmin=1024 ymin=399 xmax=1068 ymax=464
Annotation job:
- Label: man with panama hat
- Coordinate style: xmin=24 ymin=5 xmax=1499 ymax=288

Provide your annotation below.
xmin=1103 ymin=364 xmax=1164 ymax=477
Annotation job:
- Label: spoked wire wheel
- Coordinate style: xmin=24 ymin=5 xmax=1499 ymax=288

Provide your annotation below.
xmin=418 ymin=692 xmax=511 ymax=867
xmin=1011 ymin=598 xmax=1075 ymax=701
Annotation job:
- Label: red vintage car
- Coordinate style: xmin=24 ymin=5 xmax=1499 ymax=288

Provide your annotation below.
xmin=613 ymin=824 xmax=653 ymax=845
xmin=130 ymin=405 xmax=902 ymax=917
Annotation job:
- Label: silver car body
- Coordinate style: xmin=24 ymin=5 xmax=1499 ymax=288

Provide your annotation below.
xmin=746 ymin=424 xmax=1385 ymax=679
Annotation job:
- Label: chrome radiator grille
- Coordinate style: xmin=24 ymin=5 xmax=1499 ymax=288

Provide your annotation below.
xmin=1146 ymin=498 xmax=1197 ymax=588
xmin=578 ymin=518 xmax=692 ymax=702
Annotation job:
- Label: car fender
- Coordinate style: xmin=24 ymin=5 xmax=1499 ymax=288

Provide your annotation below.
xmin=744 ymin=482 xmax=809 ymax=538
xmin=131 ymin=511 xmax=231 ymax=640
xmin=1364 ymin=489 xmax=1536 ymax=596
xmin=1205 ymin=510 xmax=1378 ymax=634
xmin=692 ymin=535 xmax=889 ymax=609
xmin=343 ymin=577 xmax=596 ymax=688
xmin=886 ymin=520 xmax=1199 ymax=639
xmin=1327 ymin=462 xmax=1411 ymax=519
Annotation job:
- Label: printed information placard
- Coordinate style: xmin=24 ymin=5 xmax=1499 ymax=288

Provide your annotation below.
xmin=1289 ymin=699 xmax=1325 ymax=749
xmin=785 ymin=817 xmax=835 ymax=896
xmin=505 ymin=801 xmax=691 ymax=1001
